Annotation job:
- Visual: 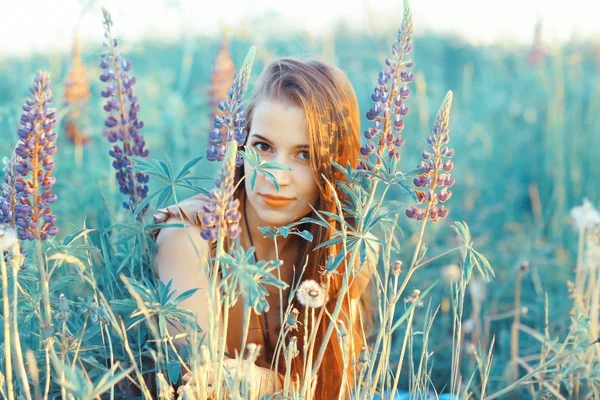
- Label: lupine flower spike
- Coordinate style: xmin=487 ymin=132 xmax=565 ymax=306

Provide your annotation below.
xmin=64 ymin=33 xmax=92 ymax=149
xmin=360 ymin=0 xmax=414 ymax=163
xmin=207 ymin=46 xmax=256 ymax=166
xmin=0 ymin=152 xmax=20 ymax=226
xmin=208 ymin=29 xmax=236 ymax=124
xmin=406 ymin=91 xmax=454 ymax=222
xmin=200 ymin=141 xmax=242 ymax=241
xmin=100 ymin=8 xmax=150 ymax=219
xmin=13 ymin=71 xmax=59 ymax=241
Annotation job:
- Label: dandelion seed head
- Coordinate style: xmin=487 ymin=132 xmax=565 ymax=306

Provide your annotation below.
xmin=570 ymin=198 xmax=600 ymax=231
xmin=469 ymin=277 xmax=487 ymax=303
xmin=462 ymin=318 xmax=475 ymax=334
xmin=0 ymin=225 xmax=18 ymax=253
xmin=296 ymin=279 xmax=327 ymax=308
xmin=442 ymin=263 xmax=461 ymax=284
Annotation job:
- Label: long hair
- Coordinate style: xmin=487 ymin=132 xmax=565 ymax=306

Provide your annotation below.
xmin=232 ymin=58 xmax=374 ymax=399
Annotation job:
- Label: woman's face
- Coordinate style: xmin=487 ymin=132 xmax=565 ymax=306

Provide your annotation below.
xmin=244 ymin=98 xmax=319 ymax=227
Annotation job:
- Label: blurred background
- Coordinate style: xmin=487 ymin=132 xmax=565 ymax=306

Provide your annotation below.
xmin=0 ymin=0 xmax=599 ymax=393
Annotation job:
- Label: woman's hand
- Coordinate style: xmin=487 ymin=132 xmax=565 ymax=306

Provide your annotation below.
xmin=176 ymin=357 xmax=282 ymax=399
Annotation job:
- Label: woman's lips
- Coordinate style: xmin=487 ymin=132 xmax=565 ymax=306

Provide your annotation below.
xmin=260 ymin=194 xmax=294 ymax=208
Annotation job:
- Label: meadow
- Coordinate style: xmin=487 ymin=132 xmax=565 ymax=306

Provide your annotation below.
xmin=0 ymin=1 xmax=599 ymax=399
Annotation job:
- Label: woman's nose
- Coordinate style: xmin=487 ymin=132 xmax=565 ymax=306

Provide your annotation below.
xmin=268 ymin=158 xmax=292 ymax=188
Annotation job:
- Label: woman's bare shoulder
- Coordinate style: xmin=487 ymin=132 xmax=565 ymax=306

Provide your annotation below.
xmin=153 ymin=194 xmax=214 ymax=278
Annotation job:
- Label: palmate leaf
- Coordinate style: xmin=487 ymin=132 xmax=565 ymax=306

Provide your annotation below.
xmin=219 ymin=246 xmax=287 ymax=312
xmin=257 ymin=225 xmax=313 ymax=242
xmin=241 ymin=146 xmax=291 ymax=192
xmin=451 ymin=221 xmax=494 ymax=282
xmin=130 ymin=155 xmax=211 ymax=219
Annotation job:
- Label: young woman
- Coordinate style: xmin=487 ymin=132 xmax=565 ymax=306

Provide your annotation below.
xmin=153 ymin=58 xmax=378 ymax=399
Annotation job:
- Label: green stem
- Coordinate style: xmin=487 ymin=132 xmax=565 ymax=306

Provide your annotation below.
xmin=11 ymin=257 xmax=32 ymax=400
xmin=310 ymin=179 xmax=363 ymax=377
xmin=389 ymin=302 xmax=417 ymax=400
xmin=484 ymin=349 xmax=580 ymax=400
xmin=415 ymin=246 xmax=463 ymax=269
xmin=1 ymin=255 xmax=15 ymax=400
xmin=214 ymin=291 xmax=230 ymax=400
xmin=106 ymin=324 xmax=115 ymax=400
xmin=60 ymin=322 xmax=67 ymax=399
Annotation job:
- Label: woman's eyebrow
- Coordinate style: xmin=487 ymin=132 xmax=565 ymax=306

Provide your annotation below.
xmin=252 ymin=134 xmax=309 ymax=149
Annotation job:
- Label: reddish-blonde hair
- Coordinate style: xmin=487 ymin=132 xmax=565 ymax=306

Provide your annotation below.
xmin=233 ymin=57 xmax=373 ymax=399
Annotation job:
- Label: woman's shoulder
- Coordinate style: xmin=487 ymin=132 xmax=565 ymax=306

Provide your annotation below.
xmin=152 ymin=193 xmax=215 ymax=277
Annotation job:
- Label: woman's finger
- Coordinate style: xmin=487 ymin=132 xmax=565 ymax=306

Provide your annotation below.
xmin=182 ymin=372 xmax=192 ymax=383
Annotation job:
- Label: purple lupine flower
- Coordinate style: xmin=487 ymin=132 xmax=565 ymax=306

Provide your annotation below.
xmin=100 ymin=8 xmax=150 ymax=219
xmin=360 ymin=2 xmax=413 ymax=163
xmin=12 ymin=71 xmax=59 ymax=241
xmin=200 ymin=142 xmax=242 ymax=241
xmin=406 ymin=91 xmax=454 ymax=223
xmin=0 ymin=152 xmax=20 ymax=226
xmin=206 ymin=47 xmax=256 ymax=166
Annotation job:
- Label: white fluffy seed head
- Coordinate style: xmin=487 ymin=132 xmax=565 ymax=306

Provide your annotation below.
xmin=296 ymin=279 xmax=327 ymax=308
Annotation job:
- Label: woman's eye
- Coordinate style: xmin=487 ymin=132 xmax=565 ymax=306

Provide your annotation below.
xmin=298 ymin=150 xmax=310 ymax=161
xmin=254 ymin=142 xmax=270 ymax=152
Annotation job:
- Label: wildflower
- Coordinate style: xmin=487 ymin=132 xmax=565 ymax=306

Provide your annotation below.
xmin=296 ymin=279 xmax=327 ymax=308
xmin=207 ymin=46 xmax=255 ymax=166
xmin=360 ymin=0 xmax=413 ymax=162
xmin=156 ymin=371 xmax=174 ymax=400
xmin=208 ymin=30 xmax=236 ymax=123
xmin=468 ymin=277 xmax=487 ymax=303
xmin=358 ymin=346 xmax=369 ymax=366
xmin=13 ymin=71 xmax=59 ymax=241
xmin=442 ymin=263 xmax=461 ymax=284
xmin=404 ymin=288 xmax=422 ymax=307
xmin=64 ymin=34 xmax=91 ymax=147
xmin=0 ymin=225 xmax=18 ymax=253
xmin=337 ymin=320 xmax=349 ymax=348
xmin=406 ymin=91 xmax=454 ymax=223
xmin=100 ymin=8 xmax=150 ymax=218
xmin=246 ymin=343 xmax=260 ymax=359
xmin=526 ymin=20 xmax=546 ymax=67
xmin=200 ymin=142 xmax=242 ymax=241
xmin=285 ymin=308 xmax=300 ymax=331
xmin=518 ymin=259 xmax=529 ymax=272
xmin=570 ymin=198 xmax=600 ymax=231
xmin=391 ymin=260 xmax=403 ymax=276
xmin=0 ymin=153 xmax=20 ymax=226
xmin=56 ymin=293 xmax=70 ymax=322
xmin=284 ymin=336 xmax=299 ymax=359
xmin=462 ymin=318 xmax=475 ymax=334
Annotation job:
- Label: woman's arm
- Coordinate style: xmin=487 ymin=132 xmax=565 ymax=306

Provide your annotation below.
xmin=155 ymin=217 xmax=212 ymax=346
